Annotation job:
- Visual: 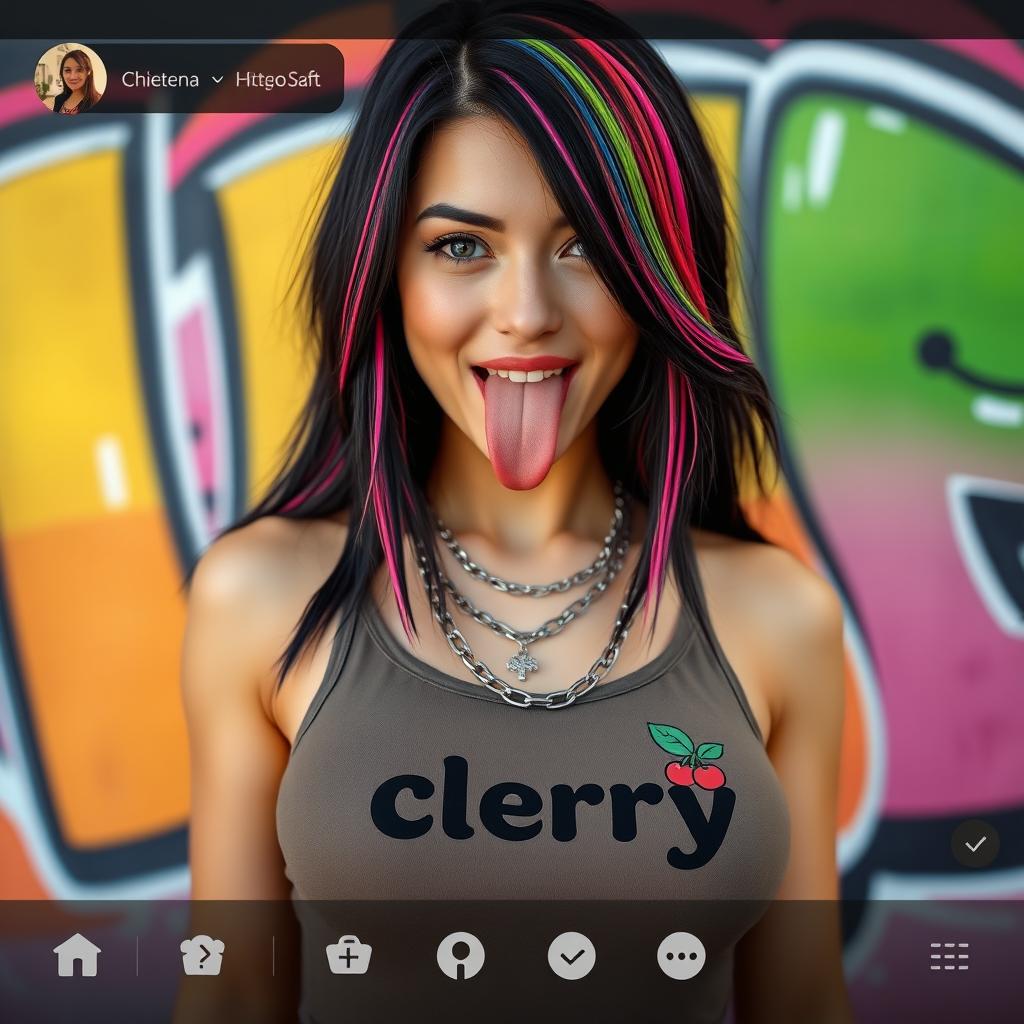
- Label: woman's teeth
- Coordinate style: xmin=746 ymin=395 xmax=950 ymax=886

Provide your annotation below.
xmin=485 ymin=368 xmax=565 ymax=382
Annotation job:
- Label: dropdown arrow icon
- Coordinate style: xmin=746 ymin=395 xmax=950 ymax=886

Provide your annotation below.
xmin=211 ymin=75 xmax=224 ymax=83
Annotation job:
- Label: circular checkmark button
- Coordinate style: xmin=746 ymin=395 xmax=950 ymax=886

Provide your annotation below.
xmin=951 ymin=819 xmax=1000 ymax=868
xmin=547 ymin=932 xmax=596 ymax=980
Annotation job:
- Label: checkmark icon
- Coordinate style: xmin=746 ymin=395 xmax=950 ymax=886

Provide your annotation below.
xmin=548 ymin=932 xmax=596 ymax=979
xmin=952 ymin=820 xmax=999 ymax=868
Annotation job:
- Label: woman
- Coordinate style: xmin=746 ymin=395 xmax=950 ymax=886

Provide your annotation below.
xmin=51 ymin=49 xmax=102 ymax=114
xmin=179 ymin=1 xmax=851 ymax=1020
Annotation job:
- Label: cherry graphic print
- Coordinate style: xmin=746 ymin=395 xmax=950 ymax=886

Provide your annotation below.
xmin=693 ymin=765 xmax=726 ymax=790
xmin=665 ymin=762 xmax=694 ymax=787
xmin=647 ymin=722 xmax=727 ymax=790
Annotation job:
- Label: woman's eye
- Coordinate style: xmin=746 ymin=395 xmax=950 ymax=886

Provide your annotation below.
xmin=427 ymin=235 xmax=488 ymax=263
xmin=562 ymin=238 xmax=587 ymax=259
xmin=447 ymin=239 xmax=479 ymax=259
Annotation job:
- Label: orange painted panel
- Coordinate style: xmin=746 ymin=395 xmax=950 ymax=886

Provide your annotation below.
xmin=3 ymin=511 xmax=188 ymax=846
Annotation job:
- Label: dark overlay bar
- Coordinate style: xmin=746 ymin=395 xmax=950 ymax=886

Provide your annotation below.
xmin=0 ymin=899 xmax=1021 ymax=1022
xmin=66 ymin=43 xmax=345 ymax=115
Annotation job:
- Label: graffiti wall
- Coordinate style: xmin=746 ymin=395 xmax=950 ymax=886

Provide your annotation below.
xmin=0 ymin=17 xmax=1021 ymax=995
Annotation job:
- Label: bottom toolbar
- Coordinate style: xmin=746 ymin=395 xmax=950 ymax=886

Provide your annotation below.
xmin=1 ymin=899 xmax=1021 ymax=1023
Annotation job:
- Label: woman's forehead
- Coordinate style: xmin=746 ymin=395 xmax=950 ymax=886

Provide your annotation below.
xmin=409 ymin=116 xmax=566 ymax=228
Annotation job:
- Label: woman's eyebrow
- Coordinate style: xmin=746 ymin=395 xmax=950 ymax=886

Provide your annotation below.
xmin=414 ymin=203 xmax=569 ymax=231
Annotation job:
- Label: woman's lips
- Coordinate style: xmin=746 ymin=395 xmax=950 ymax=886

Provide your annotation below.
xmin=476 ymin=355 xmax=577 ymax=372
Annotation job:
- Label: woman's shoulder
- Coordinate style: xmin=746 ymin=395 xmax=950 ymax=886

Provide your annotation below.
xmin=690 ymin=526 xmax=839 ymax=615
xmin=186 ymin=513 xmax=350 ymax=694
xmin=193 ymin=512 xmax=350 ymax=618
xmin=689 ymin=526 xmax=844 ymax=723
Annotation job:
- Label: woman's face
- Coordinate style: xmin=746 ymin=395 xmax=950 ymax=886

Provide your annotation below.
xmin=396 ymin=114 xmax=639 ymax=490
xmin=62 ymin=58 xmax=86 ymax=91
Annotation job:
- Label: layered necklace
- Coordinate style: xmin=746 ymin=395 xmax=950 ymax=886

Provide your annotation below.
xmin=415 ymin=482 xmax=634 ymax=709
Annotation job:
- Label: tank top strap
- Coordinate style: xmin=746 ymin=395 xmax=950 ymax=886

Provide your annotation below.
xmin=679 ymin=531 xmax=767 ymax=746
xmin=290 ymin=605 xmax=361 ymax=753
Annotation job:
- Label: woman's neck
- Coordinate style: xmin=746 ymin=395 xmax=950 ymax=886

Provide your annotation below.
xmin=68 ymin=88 xmax=85 ymax=102
xmin=425 ymin=416 xmax=618 ymax=555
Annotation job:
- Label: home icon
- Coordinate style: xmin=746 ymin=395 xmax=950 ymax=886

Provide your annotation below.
xmin=53 ymin=933 xmax=101 ymax=977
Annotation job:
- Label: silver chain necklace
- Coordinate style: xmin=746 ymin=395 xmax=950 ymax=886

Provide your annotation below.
xmin=437 ymin=509 xmax=631 ymax=680
xmin=434 ymin=480 xmax=627 ymax=597
xmin=415 ymin=485 xmax=635 ymax=709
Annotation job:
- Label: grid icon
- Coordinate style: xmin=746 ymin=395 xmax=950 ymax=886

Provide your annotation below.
xmin=929 ymin=942 xmax=969 ymax=971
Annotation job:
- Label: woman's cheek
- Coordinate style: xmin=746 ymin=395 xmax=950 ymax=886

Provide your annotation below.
xmin=571 ymin=286 xmax=637 ymax=367
xmin=401 ymin=277 xmax=484 ymax=420
xmin=403 ymin=274 xmax=481 ymax=355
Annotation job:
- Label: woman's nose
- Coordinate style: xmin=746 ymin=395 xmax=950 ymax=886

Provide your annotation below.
xmin=491 ymin=258 xmax=563 ymax=342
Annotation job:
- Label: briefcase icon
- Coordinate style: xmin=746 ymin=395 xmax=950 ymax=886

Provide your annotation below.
xmin=326 ymin=935 xmax=372 ymax=974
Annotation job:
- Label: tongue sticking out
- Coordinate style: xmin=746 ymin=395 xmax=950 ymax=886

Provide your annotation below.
xmin=483 ymin=373 xmax=567 ymax=489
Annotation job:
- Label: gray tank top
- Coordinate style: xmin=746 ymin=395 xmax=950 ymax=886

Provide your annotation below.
xmin=276 ymin=570 xmax=790 ymax=1022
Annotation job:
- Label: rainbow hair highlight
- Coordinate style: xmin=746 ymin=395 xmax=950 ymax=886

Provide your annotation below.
xmin=495 ymin=30 xmax=748 ymax=623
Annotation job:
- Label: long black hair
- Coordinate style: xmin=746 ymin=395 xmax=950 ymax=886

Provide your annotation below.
xmin=201 ymin=0 xmax=781 ymax=691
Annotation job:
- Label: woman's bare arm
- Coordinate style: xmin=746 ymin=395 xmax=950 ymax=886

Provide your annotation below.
xmin=173 ymin=522 xmax=307 ymax=1022
xmin=733 ymin=546 xmax=854 ymax=1023
xmin=182 ymin=525 xmax=297 ymax=900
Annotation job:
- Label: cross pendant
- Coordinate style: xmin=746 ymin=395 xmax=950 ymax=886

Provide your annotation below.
xmin=506 ymin=646 xmax=539 ymax=682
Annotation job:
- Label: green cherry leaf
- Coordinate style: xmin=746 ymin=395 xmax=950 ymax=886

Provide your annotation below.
xmin=696 ymin=742 xmax=724 ymax=760
xmin=647 ymin=723 xmax=694 ymax=756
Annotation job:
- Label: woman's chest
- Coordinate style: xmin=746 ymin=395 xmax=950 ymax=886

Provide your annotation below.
xmin=276 ymin=641 xmax=790 ymax=902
